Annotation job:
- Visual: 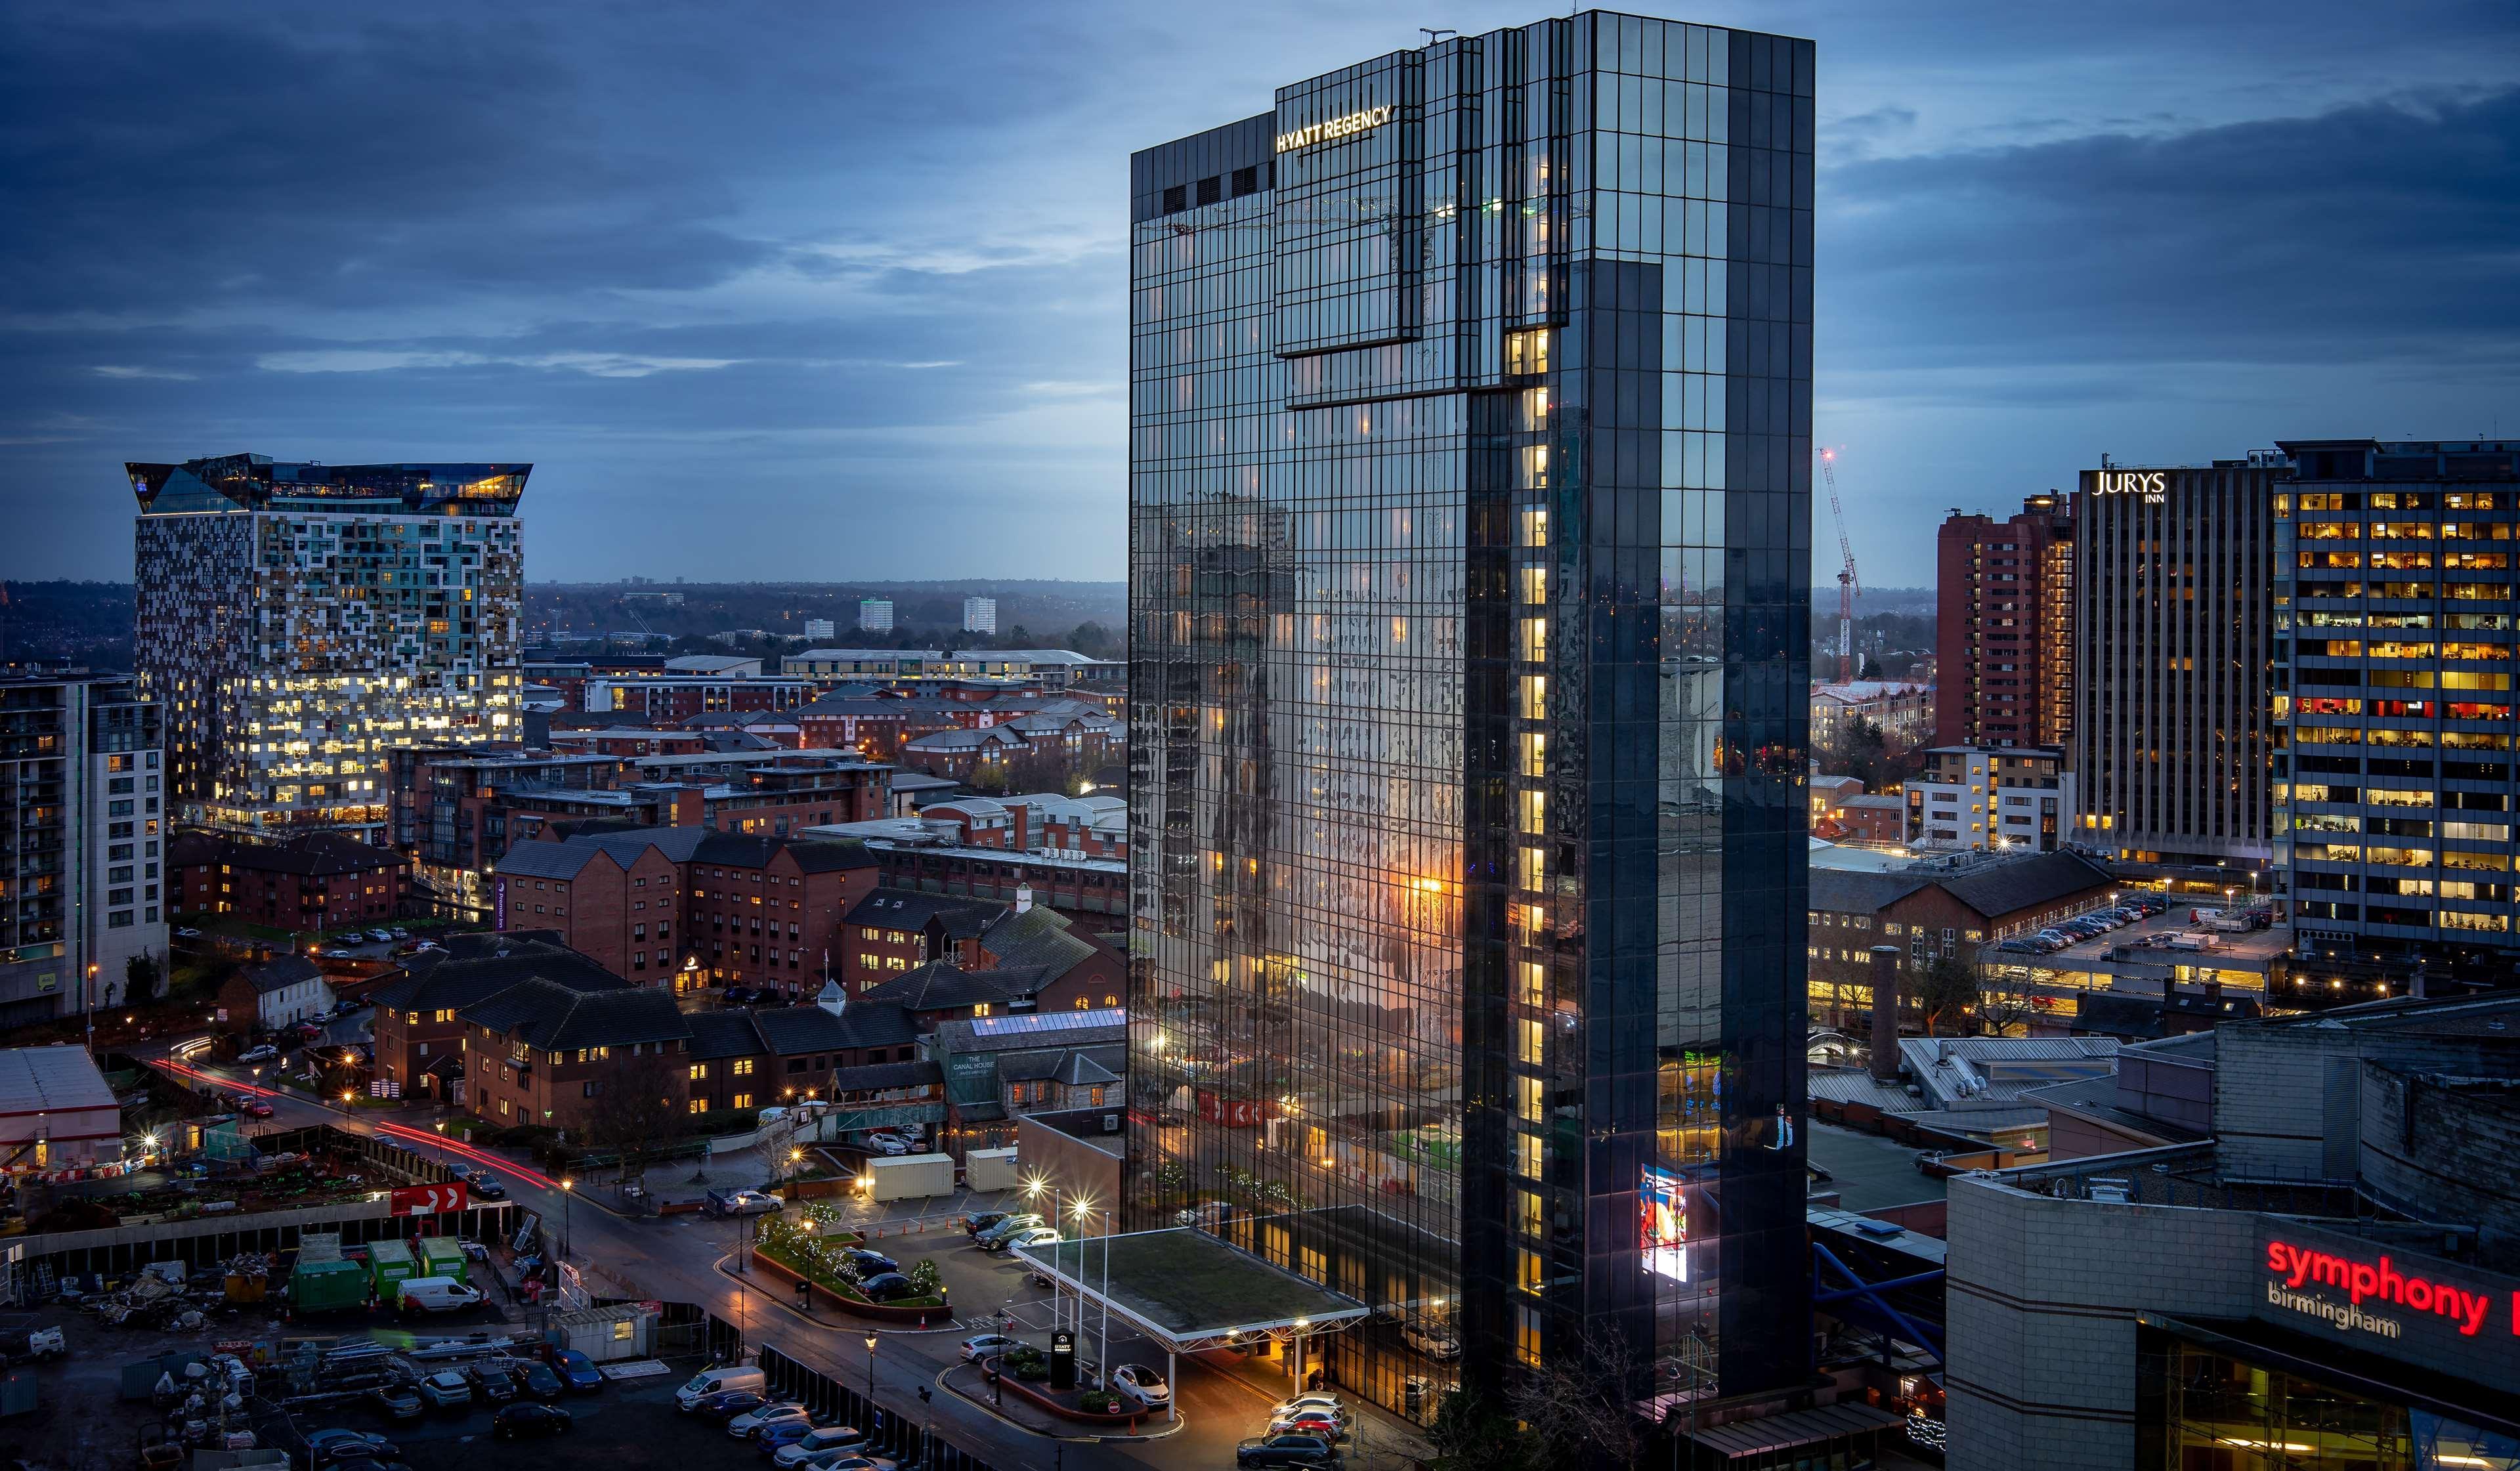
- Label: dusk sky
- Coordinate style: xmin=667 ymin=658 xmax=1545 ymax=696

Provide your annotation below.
xmin=5 ymin=1 xmax=2514 ymax=589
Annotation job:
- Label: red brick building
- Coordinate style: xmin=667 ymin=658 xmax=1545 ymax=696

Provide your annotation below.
xmin=853 ymin=900 xmax=1125 ymax=1026
xmin=1806 ymin=849 xmax=2116 ymax=1033
xmin=1837 ymin=794 xmax=1908 ymax=845
xmin=493 ymin=828 xmax=881 ymax=998
xmin=1935 ymin=494 xmax=2076 ymax=750
xmin=368 ymin=932 xmax=630 ymax=1101
xmin=171 ymin=831 xmax=410 ymax=931
xmin=458 ymin=979 xmax=693 ymax=1132
xmin=681 ymin=992 xmax=933 ymax=1114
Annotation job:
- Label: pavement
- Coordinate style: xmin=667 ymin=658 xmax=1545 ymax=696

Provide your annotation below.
xmin=135 ymin=1034 xmax=1434 ymax=1471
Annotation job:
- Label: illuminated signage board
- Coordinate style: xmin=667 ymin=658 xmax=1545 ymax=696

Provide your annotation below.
xmin=2262 ymin=1237 xmax=2513 ymax=1342
xmin=1276 ymin=106 xmax=1394 ymax=154
xmin=2092 ymin=470 xmax=2168 ymax=503
xmin=1640 ymin=1166 xmax=1687 ymax=1281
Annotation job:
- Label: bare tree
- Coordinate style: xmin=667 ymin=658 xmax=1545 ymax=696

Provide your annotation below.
xmin=1505 ymin=1321 xmax=1648 ymax=1471
xmin=584 ymin=1048 xmax=684 ymax=1185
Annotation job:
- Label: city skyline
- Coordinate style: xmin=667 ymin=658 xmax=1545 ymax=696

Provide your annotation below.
xmin=3 ymin=1 xmax=2513 ymax=587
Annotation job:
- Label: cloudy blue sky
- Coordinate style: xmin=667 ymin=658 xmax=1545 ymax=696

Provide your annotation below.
xmin=3 ymin=1 xmax=2514 ymax=587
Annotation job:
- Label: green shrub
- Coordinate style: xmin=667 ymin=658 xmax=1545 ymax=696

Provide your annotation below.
xmin=1078 ymin=1391 xmax=1122 ymax=1414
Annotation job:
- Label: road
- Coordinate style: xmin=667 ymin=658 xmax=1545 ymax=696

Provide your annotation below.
xmin=140 ymin=1036 xmax=1429 ymax=1471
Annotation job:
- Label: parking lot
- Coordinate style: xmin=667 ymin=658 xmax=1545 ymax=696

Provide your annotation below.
xmin=355 ymin=1358 xmax=712 ymax=1471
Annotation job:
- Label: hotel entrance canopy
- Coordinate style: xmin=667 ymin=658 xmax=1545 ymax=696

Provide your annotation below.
xmin=1014 ymin=1227 xmax=1368 ymax=1354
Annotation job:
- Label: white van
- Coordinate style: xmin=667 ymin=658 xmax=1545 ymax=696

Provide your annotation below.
xmin=675 ymin=1365 xmax=767 ymax=1410
xmin=395 ymin=1276 xmax=485 ymax=1315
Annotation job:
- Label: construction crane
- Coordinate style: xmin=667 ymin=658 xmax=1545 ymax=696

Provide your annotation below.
xmin=1818 ymin=447 xmax=1860 ymax=684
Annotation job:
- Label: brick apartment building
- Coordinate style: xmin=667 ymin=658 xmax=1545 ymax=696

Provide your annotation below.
xmin=1935 ymin=493 xmax=2076 ymax=750
xmin=1807 ymin=849 xmax=2118 ymax=1033
xmin=368 ymin=931 xmax=628 ymax=1101
xmin=853 ymin=899 xmax=1126 ymax=1025
xmin=171 ymin=831 xmax=411 ymax=931
xmin=459 ymin=979 xmax=694 ymax=1132
xmin=492 ymin=827 xmax=881 ymax=997
xmin=581 ymin=675 xmax=815 ymax=721
xmin=388 ymin=743 xmax=889 ymax=906
xmin=681 ymin=989 xmax=931 ymax=1113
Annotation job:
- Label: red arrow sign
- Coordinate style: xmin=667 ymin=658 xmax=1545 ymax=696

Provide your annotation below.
xmin=389 ymin=1183 xmax=469 ymax=1216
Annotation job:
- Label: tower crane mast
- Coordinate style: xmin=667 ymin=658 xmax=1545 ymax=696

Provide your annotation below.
xmin=1818 ymin=448 xmax=1860 ymax=685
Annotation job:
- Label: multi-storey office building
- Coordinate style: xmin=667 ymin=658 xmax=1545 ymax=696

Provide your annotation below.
xmin=2073 ymin=457 xmax=2286 ymax=876
xmin=1934 ymin=494 xmax=2073 ymax=750
xmin=1906 ymin=745 xmax=2073 ymax=854
xmin=962 ymin=597 xmax=998 ymax=635
xmin=857 ymin=599 xmax=893 ymax=633
xmin=0 ymin=675 xmax=167 ymax=1026
xmin=1128 ymin=11 xmax=1814 ymax=1420
xmin=125 ymin=454 xmax=528 ymax=838
xmin=2273 ymin=439 xmax=2520 ymax=984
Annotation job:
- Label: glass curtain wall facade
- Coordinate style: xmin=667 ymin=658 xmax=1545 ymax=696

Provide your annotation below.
xmin=1126 ymin=11 xmax=1814 ymax=1421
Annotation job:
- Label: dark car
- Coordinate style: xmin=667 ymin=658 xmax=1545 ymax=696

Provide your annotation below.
xmin=1237 ymin=1432 xmax=1342 ymax=1467
xmin=366 ymin=1386 xmax=423 ymax=1423
xmin=692 ymin=1390 xmax=771 ymax=1423
xmin=468 ymin=1176 xmax=509 ymax=1201
xmin=464 ymin=1363 xmax=519 ymax=1403
xmin=307 ymin=1430 xmax=401 ymax=1465
xmin=332 ymin=1459 xmax=415 ymax=1471
xmin=492 ymin=1403 xmax=574 ymax=1441
xmin=839 ymin=1248 xmax=897 ymax=1276
xmin=543 ymin=1346 xmax=603 ymax=1392
xmin=517 ymin=1362 xmax=566 ymax=1401
xmin=856 ymin=1271 xmax=917 ymax=1301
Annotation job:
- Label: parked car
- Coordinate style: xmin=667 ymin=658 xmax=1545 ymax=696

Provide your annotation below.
xmin=796 ymin=1454 xmax=893 ymax=1471
xmin=973 ymin=1214 xmax=1044 ymax=1247
xmin=771 ymin=1426 xmax=868 ymax=1468
xmin=174 ymin=926 xmax=204 ymax=939
xmin=1237 ymin=1432 xmax=1342 ymax=1467
xmin=989 ymin=1227 xmax=1060 ymax=1254
xmin=362 ymin=929 xmax=392 ymax=944
xmin=468 ymin=1176 xmax=508 ymax=1201
xmin=492 ymin=1403 xmax=574 ymax=1441
xmin=236 ymin=1044 xmax=277 ymax=1064
xmin=1403 ymin=1322 xmax=1462 ymax=1360
xmin=1270 ymin=1393 xmax=1346 ymax=1422
xmin=464 ymin=1363 xmax=518 ymax=1403
xmin=688 ymin=1389 xmax=772 ymax=1423
xmin=864 ymin=1136 xmax=912 ymax=1157
xmin=726 ymin=1401 xmax=809 ymax=1438
xmin=1110 ymin=1363 xmax=1170 ymax=1409
xmin=1271 ymin=1411 xmax=1350 ymax=1443
xmin=366 ymin=1386 xmax=423 ymax=1422
xmin=1996 ymin=939 xmax=2039 ymax=954
xmin=755 ymin=1419 xmax=826 ymax=1454
xmin=542 ymin=1346 xmax=603 ymax=1392
xmin=517 ymin=1361 xmax=566 ymax=1401
xmin=706 ymin=1188 xmax=784 ymax=1218
xmin=856 ymin=1271 xmax=918 ymax=1301
xmin=238 ymin=1099 xmax=274 ymax=1119
xmin=959 ymin=1334 xmax=1023 ymax=1364
xmin=390 ymin=927 xmax=412 ymax=939
xmin=307 ymin=1430 xmax=401 ymax=1464
xmin=839 ymin=1248 xmax=897 ymax=1276
xmin=416 ymin=1371 xmax=471 ymax=1411
xmin=963 ymin=1212 xmax=1012 ymax=1237
xmin=445 ymin=1162 xmax=475 ymax=1182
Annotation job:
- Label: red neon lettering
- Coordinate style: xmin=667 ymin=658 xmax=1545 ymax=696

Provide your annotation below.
xmin=2265 ymin=1239 xmax=2500 ymax=1337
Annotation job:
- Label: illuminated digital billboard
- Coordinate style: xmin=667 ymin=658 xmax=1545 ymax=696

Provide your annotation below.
xmin=1642 ymin=1166 xmax=1687 ymax=1281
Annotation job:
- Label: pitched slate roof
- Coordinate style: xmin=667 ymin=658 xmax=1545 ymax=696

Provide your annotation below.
xmin=459 ymin=979 xmax=691 ymax=1051
xmin=857 ymin=960 xmax=1054 ymax=1013
xmin=1938 ymin=850 xmax=2116 ymax=919
xmin=750 ymin=1002 xmax=917 ymax=1055
xmin=538 ymin=828 xmax=876 ymax=876
xmin=979 ymin=906 xmax=1097 ymax=978
xmin=683 ymin=1009 xmax=768 ymax=1062
xmin=844 ymin=887 xmax=1006 ymax=937
xmin=1808 ymin=867 xmax=1934 ymax=916
xmin=243 ymin=955 xmax=322 ymax=994
xmin=368 ymin=936 xmax=629 ymax=1014
xmin=491 ymin=843 xmax=618 ymax=881
xmin=171 ymin=830 xmax=410 ymax=876
xmin=998 ymin=1045 xmax=1124 ymax=1085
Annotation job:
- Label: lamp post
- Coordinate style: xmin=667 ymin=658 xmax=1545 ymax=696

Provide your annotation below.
xmin=560 ymin=1178 xmax=574 ymax=1262
xmin=787 ymin=1147 xmax=803 ymax=1192
xmin=863 ymin=1331 xmax=878 ymax=1416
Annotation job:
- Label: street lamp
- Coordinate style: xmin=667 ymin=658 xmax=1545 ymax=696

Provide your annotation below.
xmin=863 ymin=1331 xmax=878 ymax=1411
xmin=788 ymin=1147 xmax=803 ymax=1190
xmin=561 ymin=1178 xmax=575 ymax=1262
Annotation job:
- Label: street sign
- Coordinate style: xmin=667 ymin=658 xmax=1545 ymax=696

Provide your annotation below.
xmin=389 ymin=1182 xmax=468 ymax=1216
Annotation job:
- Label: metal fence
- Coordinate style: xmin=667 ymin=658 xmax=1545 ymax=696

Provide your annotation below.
xmin=756 ymin=1340 xmax=996 ymax=1471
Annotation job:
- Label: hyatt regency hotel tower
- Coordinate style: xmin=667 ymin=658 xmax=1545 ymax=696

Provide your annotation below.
xmin=1126 ymin=12 xmax=1816 ymax=1420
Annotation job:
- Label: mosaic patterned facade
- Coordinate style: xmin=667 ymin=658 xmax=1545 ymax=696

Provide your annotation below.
xmin=127 ymin=455 xmax=528 ymax=838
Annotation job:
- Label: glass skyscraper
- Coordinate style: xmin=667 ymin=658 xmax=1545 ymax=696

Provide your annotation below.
xmin=1126 ymin=11 xmax=1814 ymax=1423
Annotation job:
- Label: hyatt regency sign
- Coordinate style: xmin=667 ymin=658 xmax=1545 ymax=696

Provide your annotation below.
xmin=1277 ymin=106 xmax=1394 ymax=153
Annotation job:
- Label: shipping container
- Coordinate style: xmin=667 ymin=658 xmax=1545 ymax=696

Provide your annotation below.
xmin=366 ymin=1238 xmax=417 ymax=1298
xmin=965 ymin=1147 xmax=1019 ymax=1193
xmin=414 ymin=1236 xmax=466 ymax=1285
xmin=287 ymin=1260 xmax=370 ymax=1315
xmin=865 ymin=1152 xmax=954 ymax=1202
